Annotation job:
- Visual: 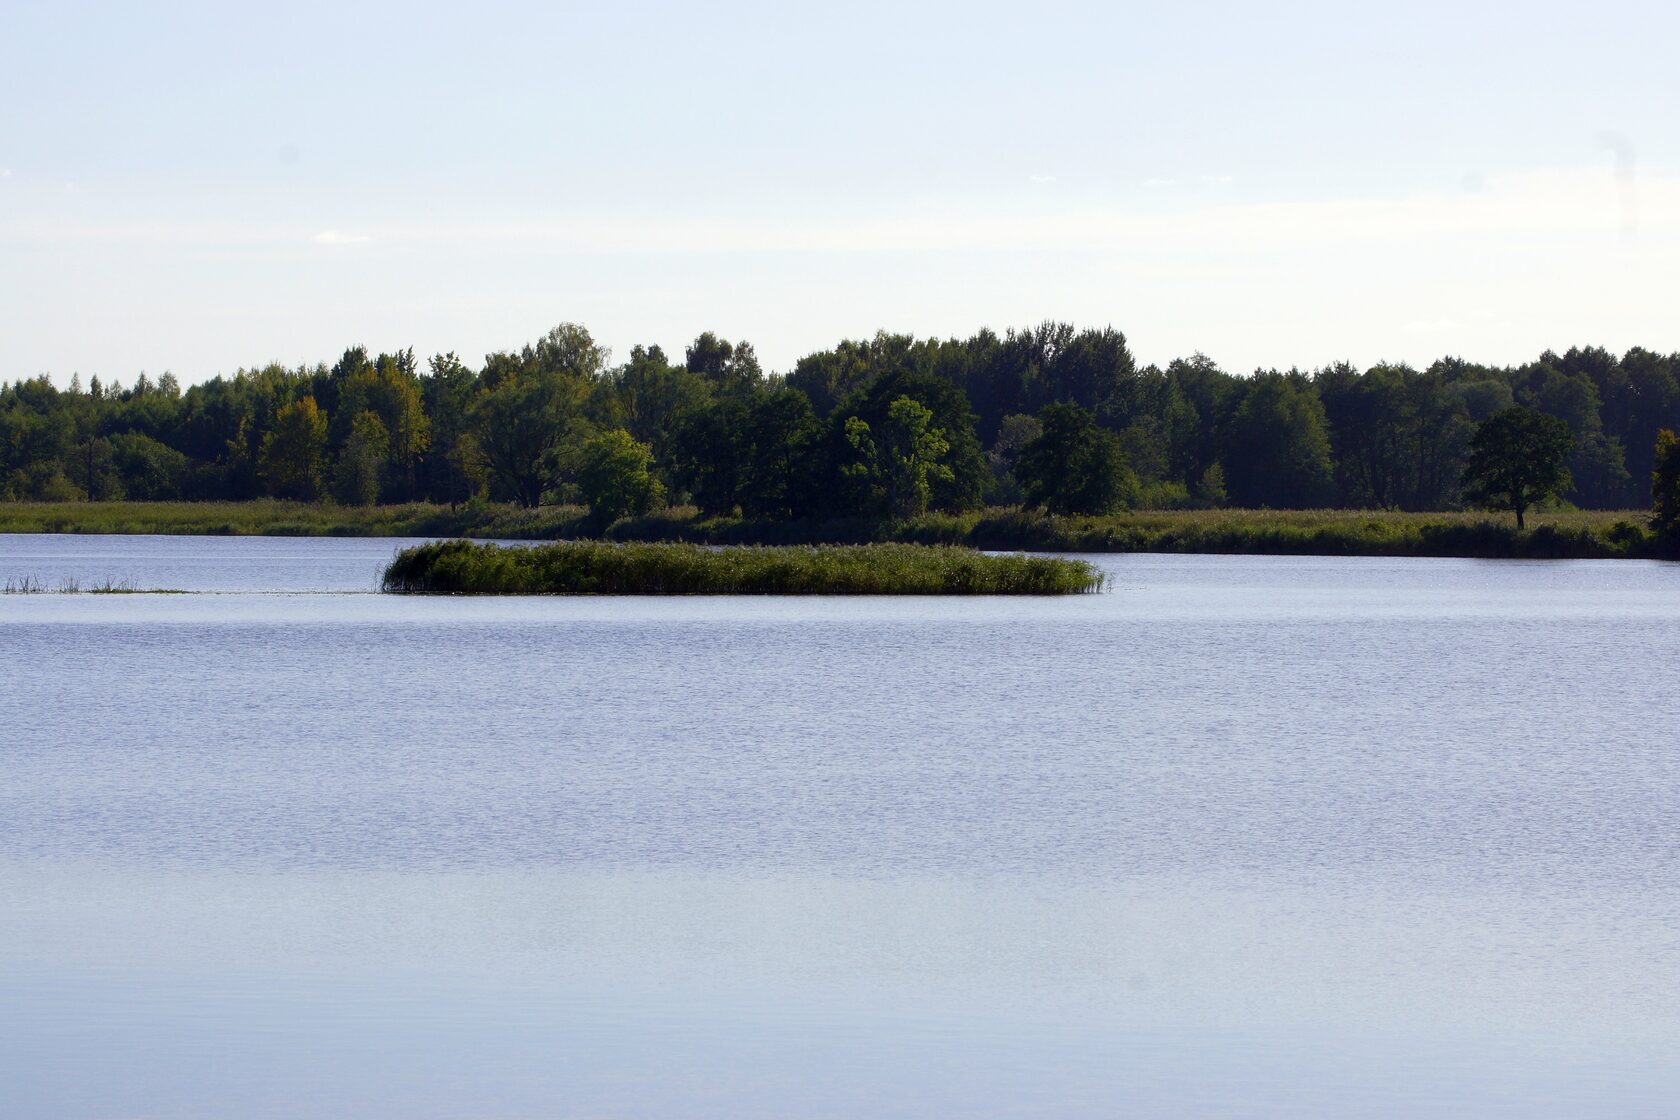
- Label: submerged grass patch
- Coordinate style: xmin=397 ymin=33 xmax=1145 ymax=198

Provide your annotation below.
xmin=382 ymin=539 xmax=1104 ymax=596
xmin=2 ymin=575 xmax=185 ymax=594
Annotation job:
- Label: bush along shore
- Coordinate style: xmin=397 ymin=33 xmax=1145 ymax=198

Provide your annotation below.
xmin=2 ymin=501 xmax=1670 ymax=560
xmin=381 ymin=539 xmax=1105 ymax=596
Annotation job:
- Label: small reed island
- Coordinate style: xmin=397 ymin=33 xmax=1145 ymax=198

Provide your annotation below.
xmin=382 ymin=539 xmax=1103 ymax=596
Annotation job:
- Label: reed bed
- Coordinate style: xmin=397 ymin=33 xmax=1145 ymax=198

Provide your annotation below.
xmin=0 ymin=500 xmax=592 ymax=539
xmin=953 ymin=508 xmax=1659 ymax=559
xmin=381 ymin=539 xmax=1104 ymax=596
xmin=2 ymin=501 xmax=1664 ymax=558
xmin=608 ymin=507 xmax=1660 ymax=558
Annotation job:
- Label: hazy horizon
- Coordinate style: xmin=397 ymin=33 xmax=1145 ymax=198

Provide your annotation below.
xmin=5 ymin=0 xmax=1678 ymax=385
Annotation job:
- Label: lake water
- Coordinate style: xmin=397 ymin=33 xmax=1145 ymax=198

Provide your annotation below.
xmin=3 ymin=534 xmax=1679 ymax=1118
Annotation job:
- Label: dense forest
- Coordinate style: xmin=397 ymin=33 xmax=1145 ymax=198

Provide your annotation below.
xmin=4 ymin=322 xmax=1678 ymax=522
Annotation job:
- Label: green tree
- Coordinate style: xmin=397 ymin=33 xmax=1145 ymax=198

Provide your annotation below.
xmin=258 ymin=396 xmax=328 ymax=500
xmin=1620 ymin=349 xmax=1680 ymax=501
xmin=1568 ymin=429 xmax=1632 ymax=508
xmin=843 ymin=396 xmax=954 ymax=519
xmin=1014 ymin=402 xmax=1137 ymax=516
xmin=470 ymin=375 xmax=590 ymax=507
xmin=1451 ymin=377 xmax=1515 ymax=421
xmin=421 ymin=352 xmax=481 ymax=507
xmin=66 ymin=395 xmax=123 ymax=501
xmin=1651 ymin=429 xmax=1680 ymax=550
xmin=610 ymin=344 xmax=711 ymax=457
xmin=684 ymin=332 xmax=763 ymax=393
xmin=344 ymin=355 xmax=428 ymax=460
xmin=333 ymin=411 xmax=390 ymax=506
xmin=1460 ymin=406 xmax=1574 ymax=529
xmin=110 ymin=432 xmax=189 ymax=500
xmin=578 ymin=429 xmax=664 ymax=524
xmin=78 ymin=436 xmax=123 ymax=500
xmin=1223 ymin=372 xmax=1336 ymax=508
xmin=670 ymin=395 xmax=753 ymax=516
xmin=1192 ymin=462 xmax=1228 ymax=508
xmin=985 ymin=413 xmax=1043 ymax=505
xmin=739 ymin=389 xmax=822 ymax=521
xmin=828 ymin=369 xmax=987 ymax=514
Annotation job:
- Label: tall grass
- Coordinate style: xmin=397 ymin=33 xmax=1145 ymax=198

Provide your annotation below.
xmin=0 ymin=500 xmax=593 ymax=539
xmin=1 ymin=500 xmax=1665 ymax=558
xmin=954 ymin=508 xmax=1660 ymax=559
xmin=608 ymin=507 xmax=1662 ymax=558
xmin=382 ymin=540 xmax=1104 ymax=595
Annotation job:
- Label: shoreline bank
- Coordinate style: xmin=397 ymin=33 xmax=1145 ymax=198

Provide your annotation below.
xmin=0 ymin=501 xmax=1666 ymax=560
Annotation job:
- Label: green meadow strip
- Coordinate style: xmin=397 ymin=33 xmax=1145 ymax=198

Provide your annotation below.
xmin=0 ymin=501 xmax=1664 ymax=559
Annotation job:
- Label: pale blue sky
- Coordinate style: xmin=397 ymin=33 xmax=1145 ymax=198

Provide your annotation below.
xmin=3 ymin=0 xmax=1678 ymax=383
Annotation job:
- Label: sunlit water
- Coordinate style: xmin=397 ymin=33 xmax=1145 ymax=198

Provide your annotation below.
xmin=3 ymin=533 xmax=1679 ymax=1118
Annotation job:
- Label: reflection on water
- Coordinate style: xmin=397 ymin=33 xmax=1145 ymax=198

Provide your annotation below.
xmin=3 ymin=536 xmax=1679 ymax=1118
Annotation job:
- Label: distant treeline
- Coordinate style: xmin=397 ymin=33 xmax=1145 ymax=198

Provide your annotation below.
xmin=4 ymin=322 xmax=1678 ymax=518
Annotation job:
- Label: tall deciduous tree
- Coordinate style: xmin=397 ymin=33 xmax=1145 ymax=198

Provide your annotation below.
xmin=333 ymin=411 xmax=390 ymax=506
xmin=259 ymin=396 xmax=328 ymax=500
xmin=578 ymin=429 xmax=663 ymax=524
xmin=1223 ymin=372 xmax=1336 ymax=508
xmin=611 ymin=344 xmax=710 ymax=458
xmin=1460 ymin=406 xmax=1574 ymax=529
xmin=336 ymin=349 xmax=430 ymax=475
xmin=986 ymin=413 xmax=1043 ymax=505
xmin=684 ymin=332 xmax=762 ymax=393
xmin=1651 ymin=429 xmax=1680 ymax=551
xmin=1013 ymin=402 xmax=1137 ymax=516
xmin=670 ymin=395 xmax=754 ymax=516
xmin=421 ymin=352 xmax=482 ymax=507
xmin=843 ymin=396 xmax=953 ymax=519
xmin=830 ymin=369 xmax=986 ymax=514
xmin=470 ymin=375 xmax=591 ymax=507
xmin=740 ymin=388 xmax=822 ymax=521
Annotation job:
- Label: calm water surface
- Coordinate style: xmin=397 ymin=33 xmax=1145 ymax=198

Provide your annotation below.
xmin=3 ymin=534 xmax=1679 ymax=1118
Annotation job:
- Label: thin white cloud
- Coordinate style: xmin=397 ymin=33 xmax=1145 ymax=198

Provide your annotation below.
xmin=1143 ymin=177 xmax=1176 ymax=188
xmin=6 ymin=167 xmax=1672 ymax=259
xmin=1200 ymin=174 xmax=1233 ymax=186
xmin=1029 ymin=174 xmax=1057 ymax=185
xmin=0 ymin=169 xmax=11 ymax=179
xmin=1405 ymin=318 xmax=1465 ymax=334
xmin=465 ymin=166 xmax=1678 ymax=254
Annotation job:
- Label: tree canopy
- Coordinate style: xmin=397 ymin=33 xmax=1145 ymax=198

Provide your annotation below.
xmin=1651 ymin=429 xmax=1680 ymax=551
xmin=5 ymin=325 xmax=1678 ymax=527
xmin=578 ymin=429 xmax=663 ymax=524
xmin=1460 ymin=407 xmax=1575 ymax=529
xmin=1014 ymin=402 xmax=1137 ymax=516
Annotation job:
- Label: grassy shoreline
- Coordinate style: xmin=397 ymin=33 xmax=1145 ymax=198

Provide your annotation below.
xmin=383 ymin=540 xmax=1103 ymax=595
xmin=0 ymin=500 xmax=1666 ymax=559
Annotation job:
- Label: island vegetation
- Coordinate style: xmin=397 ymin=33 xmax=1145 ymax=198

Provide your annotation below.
xmin=4 ymin=321 xmax=1678 ymax=557
xmin=381 ymin=539 xmax=1103 ymax=596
